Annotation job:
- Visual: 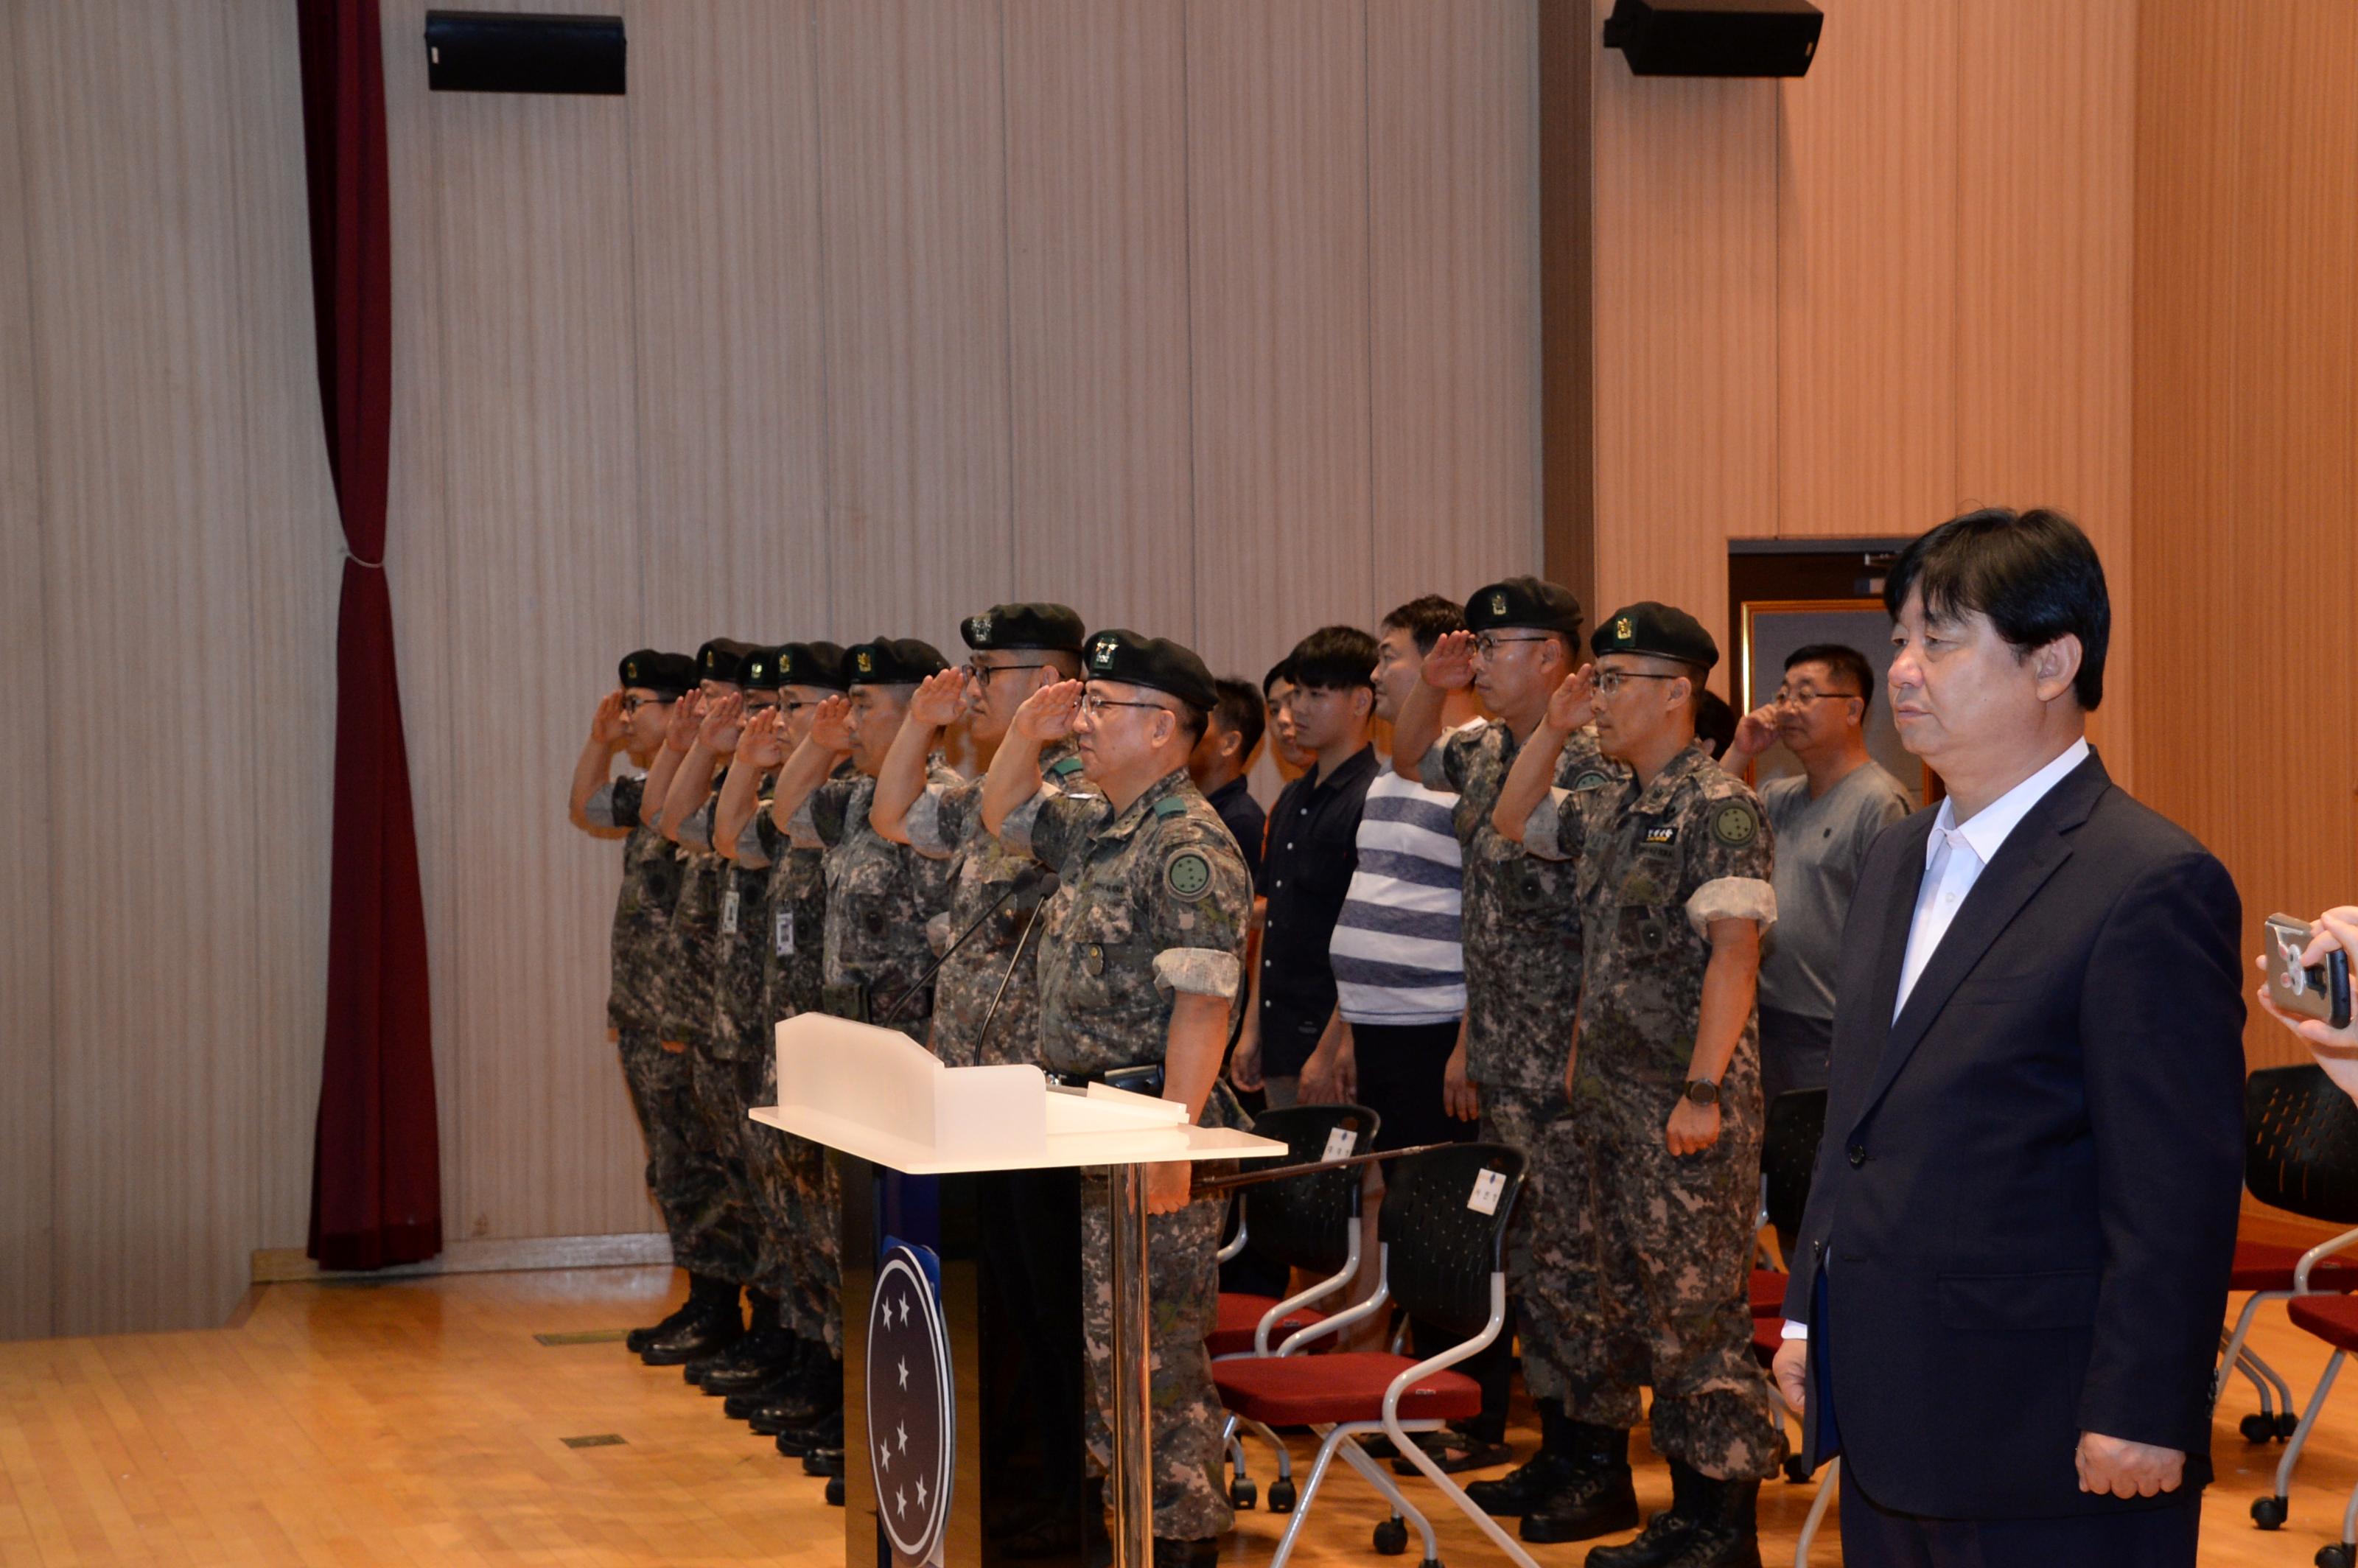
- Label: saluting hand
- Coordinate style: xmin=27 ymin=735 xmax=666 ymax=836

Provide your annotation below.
xmin=808 ymin=694 xmax=856 ymax=754
xmin=590 ymin=689 xmax=628 ymax=746
xmin=1545 ymin=665 xmax=1598 ymax=732
xmin=699 ymin=690 xmax=746 ymax=755
xmin=737 ymin=705 xmax=787 ymax=769
xmin=1015 ymin=679 xmax=1084 ymax=742
xmin=664 ymin=690 xmax=706 ymax=752
xmin=1421 ymin=629 xmax=1477 ymax=692
xmin=1666 ymin=1096 xmax=1721 ymax=1155
xmin=909 ymin=668 xmax=966 ymax=729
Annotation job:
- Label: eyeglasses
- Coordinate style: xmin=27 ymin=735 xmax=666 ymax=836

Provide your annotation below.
xmin=967 ymin=660 xmax=1051 ymax=682
xmin=620 ymin=695 xmax=672 ymax=715
xmin=1078 ymin=695 xmax=1178 ymax=721
xmin=1772 ymin=687 xmax=1862 ymax=708
xmin=1592 ymin=670 xmax=1682 ymax=696
xmin=742 ymin=699 xmax=781 ymax=715
xmin=1472 ymin=634 xmax=1554 ymax=657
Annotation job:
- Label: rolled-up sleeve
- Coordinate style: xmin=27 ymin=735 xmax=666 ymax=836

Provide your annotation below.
xmin=1522 ymin=787 xmax=1579 ymax=861
xmin=676 ymin=800 xmax=715 ymax=853
xmin=1153 ymin=948 xmax=1242 ymax=1000
xmin=584 ymin=777 xmax=641 ymax=830
xmin=1686 ymin=877 xmax=1777 ymax=939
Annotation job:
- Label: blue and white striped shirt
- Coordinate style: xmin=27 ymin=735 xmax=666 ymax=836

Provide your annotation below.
xmin=1328 ymin=768 xmax=1466 ymax=1026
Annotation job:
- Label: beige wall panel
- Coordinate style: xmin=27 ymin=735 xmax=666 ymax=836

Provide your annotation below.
xmin=1001 ymin=0 xmax=1195 ymax=642
xmin=816 ymin=0 xmax=1014 ymax=653
xmin=1588 ymin=24 xmax=1777 ymax=690
xmin=0 ymin=3 xmax=57 ymax=1342
xmin=426 ymin=66 xmax=651 ymax=1240
xmin=378 ymin=0 xmax=471 ymax=1242
xmin=1955 ymin=0 xmax=2136 ymax=773
xmin=2132 ymin=0 xmax=2358 ymax=1075
xmin=629 ymin=0 xmax=833 ymax=651
xmin=1774 ymin=0 xmax=1958 ymax=541
xmin=14 ymin=1 xmax=276 ymax=1334
xmin=1367 ymin=0 xmax=1542 ymax=606
xmin=1186 ymin=0 xmax=1373 ymax=691
xmin=220 ymin=0 xmax=342 ymax=1253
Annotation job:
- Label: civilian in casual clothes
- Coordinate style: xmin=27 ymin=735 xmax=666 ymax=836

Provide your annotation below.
xmin=1262 ymin=661 xmax=1312 ymax=783
xmin=1722 ymin=643 xmax=1914 ymax=1113
xmin=1230 ymin=628 xmax=1380 ymax=1110
xmin=1190 ymin=676 xmax=1268 ymax=883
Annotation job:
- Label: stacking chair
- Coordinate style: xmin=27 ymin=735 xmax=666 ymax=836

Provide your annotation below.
xmin=2231 ymin=1066 xmax=2358 ymax=1533
xmin=1211 ymin=1143 xmax=1531 ymax=1568
xmin=1212 ymin=1102 xmax=1381 ymax=1511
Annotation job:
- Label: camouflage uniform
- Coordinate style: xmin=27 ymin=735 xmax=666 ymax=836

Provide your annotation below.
xmin=789 ymin=762 xmax=962 ymax=1045
xmin=1519 ymin=741 xmax=1783 ymax=1480
xmin=1418 ymin=718 xmax=1614 ymax=1405
xmin=655 ymin=791 xmax=759 ymax=1286
xmin=1001 ymin=766 xmax=1252 ymax=1541
xmin=904 ymin=739 xmax=1089 ymax=1067
xmin=584 ymin=775 xmax=704 ymax=1263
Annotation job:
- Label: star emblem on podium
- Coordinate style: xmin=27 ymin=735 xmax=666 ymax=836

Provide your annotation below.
xmin=867 ymin=1243 xmax=954 ymax=1567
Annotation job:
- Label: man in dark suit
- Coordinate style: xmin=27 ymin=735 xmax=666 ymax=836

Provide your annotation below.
xmin=1773 ymin=508 xmax=2245 ymax=1565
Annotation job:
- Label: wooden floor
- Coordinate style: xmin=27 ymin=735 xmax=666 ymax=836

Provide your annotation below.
xmin=4 ymin=1266 xmax=2357 ymax=1566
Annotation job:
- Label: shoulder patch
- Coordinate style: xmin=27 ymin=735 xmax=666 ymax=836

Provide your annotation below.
xmin=1570 ymin=769 xmax=1612 ymax=792
xmin=1710 ymin=799 xmax=1761 ymax=848
xmin=1163 ymin=847 xmax=1215 ymax=902
xmin=1152 ymin=796 xmax=1187 ymax=819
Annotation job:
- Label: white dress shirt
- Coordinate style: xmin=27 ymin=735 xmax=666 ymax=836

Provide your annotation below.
xmin=1785 ymin=736 xmax=2092 ymax=1341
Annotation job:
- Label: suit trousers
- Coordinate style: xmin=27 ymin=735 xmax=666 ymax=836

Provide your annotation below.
xmin=1839 ymin=1463 xmax=2200 ymax=1568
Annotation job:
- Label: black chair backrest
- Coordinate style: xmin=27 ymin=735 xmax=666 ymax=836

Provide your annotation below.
xmin=2246 ymin=1065 xmax=2358 ymax=1224
xmin=1763 ymin=1088 xmax=1827 ymax=1238
xmin=1379 ymin=1142 xmax=1526 ymax=1342
xmin=1242 ymin=1103 xmax=1382 ymax=1276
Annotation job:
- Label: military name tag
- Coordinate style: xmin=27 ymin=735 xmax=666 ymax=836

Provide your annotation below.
xmin=774 ymin=909 xmax=794 ymax=956
xmin=1642 ymin=825 xmax=1676 ymax=847
xmin=720 ymin=889 xmax=741 ymax=936
xmin=1467 ymin=1169 xmax=1507 ymax=1216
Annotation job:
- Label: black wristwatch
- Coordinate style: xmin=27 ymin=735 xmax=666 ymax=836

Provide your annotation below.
xmin=1682 ymin=1079 xmax=1721 ymax=1107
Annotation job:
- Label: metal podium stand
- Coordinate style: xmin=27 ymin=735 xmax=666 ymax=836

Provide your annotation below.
xmin=752 ymin=1014 xmax=1284 ymax=1568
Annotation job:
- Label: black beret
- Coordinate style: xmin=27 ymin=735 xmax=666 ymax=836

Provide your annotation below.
xmin=1465 ymin=576 xmax=1584 ymax=639
xmin=1592 ymin=601 xmax=1719 ymax=671
xmin=847 ymin=637 xmax=949 ymax=686
xmin=961 ymin=602 xmax=1086 ymax=654
xmin=696 ymin=637 xmax=763 ymax=685
xmin=1082 ymin=629 xmax=1217 ymax=712
xmin=618 ymin=649 xmax=696 ymax=699
xmin=774 ymin=640 xmax=850 ymax=691
xmin=741 ymin=645 xmax=786 ymax=690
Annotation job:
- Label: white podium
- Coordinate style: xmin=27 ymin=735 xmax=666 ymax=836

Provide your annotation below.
xmin=753 ymin=1013 xmax=1284 ymax=1568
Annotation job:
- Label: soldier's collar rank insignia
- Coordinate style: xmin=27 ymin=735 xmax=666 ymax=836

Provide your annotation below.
xmin=1642 ymin=825 xmax=1677 ymax=847
xmin=1152 ymin=796 xmax=1186 ymax=819
xmin=1710 ymin=801 xmax=1760 ymax=847
xmin=1048 ymin=755 xmax=1085 ymax=779
xmin=1164 ymin=848 xmax=1214 ymax=901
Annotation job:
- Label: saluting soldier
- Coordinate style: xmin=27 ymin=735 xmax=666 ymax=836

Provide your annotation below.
xmin=567 ymin=648 xmax=704 ymax=1356
xmin=1386 ymin=578 xmax=1621 ymax=1534
xmin=1494 ymin=602 xmax=1783 ymax=1568
xmin=979 ymin=631 xmax=1253 ymax=1568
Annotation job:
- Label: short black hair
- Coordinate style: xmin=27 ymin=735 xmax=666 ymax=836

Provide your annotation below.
xmin=1211 ymin=676 xmax=1266 ymax=759
xmin=1379 ymin=594 xmax=1466 ymax=656
xmin=1785 ymin=643 xmax=1877 ymax=713
xmin=1885 ymin=507 xmax=2109 ymax=710
xmin=1288 ymin=626 xmax=1378 ymax=691
xmin=1695 ymin=690 xmax=1737 ymax=760
xmin=1261 ymin=659 xmax=1292 ymax=699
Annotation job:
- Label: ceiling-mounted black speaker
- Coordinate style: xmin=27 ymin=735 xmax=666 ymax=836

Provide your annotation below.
xmin=1602 ymin=0 xmax=1823 ymax=78
xmin=424 ymin=11 xmax=626 ymax=95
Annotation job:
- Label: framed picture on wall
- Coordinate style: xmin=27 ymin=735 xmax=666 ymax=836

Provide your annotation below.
xmin=1735 ymin=598 xmax=1934 ymax=807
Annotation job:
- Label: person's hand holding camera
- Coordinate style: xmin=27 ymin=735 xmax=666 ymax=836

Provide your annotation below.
xmin=2258 ymin=907 xmax=2358 ymax=1096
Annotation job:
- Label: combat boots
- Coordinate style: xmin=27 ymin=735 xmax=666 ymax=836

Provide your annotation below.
xmin=640 ymin=1273 xmax=744 ymax=1366
xmin=626 ymin=1279 xmax=710 ymax=1354
xmin=698 ymin=1314 xmax=800 ymax=1393
xmin=1584 ymin=1461 xmax=1760 ymax=1568
xmin=1516 ymin=1422 xmax=1638 ymax=1543
xmin=1466 ymin=1400 xmax=1579 ymax=1516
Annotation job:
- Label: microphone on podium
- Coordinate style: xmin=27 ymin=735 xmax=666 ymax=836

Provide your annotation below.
xmin=875 ymin=862 xmax=1058 ymax=1026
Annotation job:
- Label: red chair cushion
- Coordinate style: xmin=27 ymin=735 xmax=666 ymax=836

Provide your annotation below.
xmin=1208 ymin=1292 xmax=1327 ymax=1358
xmin=2288 ymin=1293 xmax=2358 ymax=1351
xmin=1751 ymin=1269 xmax=1790 ymax=1318
xmin=2230 ymin=1239 xmax=2358 ymax=1294
xmin=1213 ymin=1351 xmax=1481 ymax=1425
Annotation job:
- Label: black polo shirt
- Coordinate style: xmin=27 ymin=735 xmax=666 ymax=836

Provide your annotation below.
xmin=1256 ymin=743 xmax=1380 ymax=1077
xmin=1206 ymin=775 xmax=1266 ymax=885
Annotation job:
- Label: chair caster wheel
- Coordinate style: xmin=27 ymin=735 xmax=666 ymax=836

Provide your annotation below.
xmin=1230 ymin=1477 xmax=1257 ymax=1510
xmin=1418 ymin=1558 xmax=1441 ymax=1568
xmin=2242 ymin=1413 xmax=2278 ymax=1443
xmin=2253 ymin=1495 xmax=2289 ymax=1530
xmin=825 ymin=1476 xmax=845 ymax=1507
xmin=2282 ymin=1412 xmax=2303 ymax=1439
xmin=1267 ymin=1480 xmax=1297 ymax=1513
xmin=1373 ymin=1517 xmax=1409 ymax=1555
xmin=2317 ymin=1546 xmax=2354 ymax=1568
xmin=1783 ymin=1457 xmax=1811 ymax=1484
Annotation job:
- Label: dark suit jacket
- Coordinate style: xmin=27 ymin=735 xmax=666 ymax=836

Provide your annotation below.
xmin=1782 ymin=749 xmax=2245 ymax=1519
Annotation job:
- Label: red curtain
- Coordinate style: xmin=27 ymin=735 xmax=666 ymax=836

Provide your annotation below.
xmin=297 ymin=0 xmax=441 ymax=1269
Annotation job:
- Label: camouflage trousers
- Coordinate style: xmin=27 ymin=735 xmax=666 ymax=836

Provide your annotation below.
xmin=617 ymin=1030 xmax=739 ymax=1276
xmin=680 ymin=1045 xmax=762 ymax=1289
xmin=1477 ymin=1084 xmax=1589 ymax=1406
xmin=1560 ymin=1069 xmax=1782 ymax=1481
xmin=739 ymin=1043 xmax=842 ymax=1355
xmin=1079 ymin=1175 xmax=1230 ymax=1541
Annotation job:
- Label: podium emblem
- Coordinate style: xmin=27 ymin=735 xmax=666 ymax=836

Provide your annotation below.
xmin=868 ymin=1243 xmax=954 ymax=1567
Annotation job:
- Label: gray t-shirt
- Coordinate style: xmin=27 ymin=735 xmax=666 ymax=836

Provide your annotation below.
xmin=1757 ymin=760 xmax=1916 ymax=1021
